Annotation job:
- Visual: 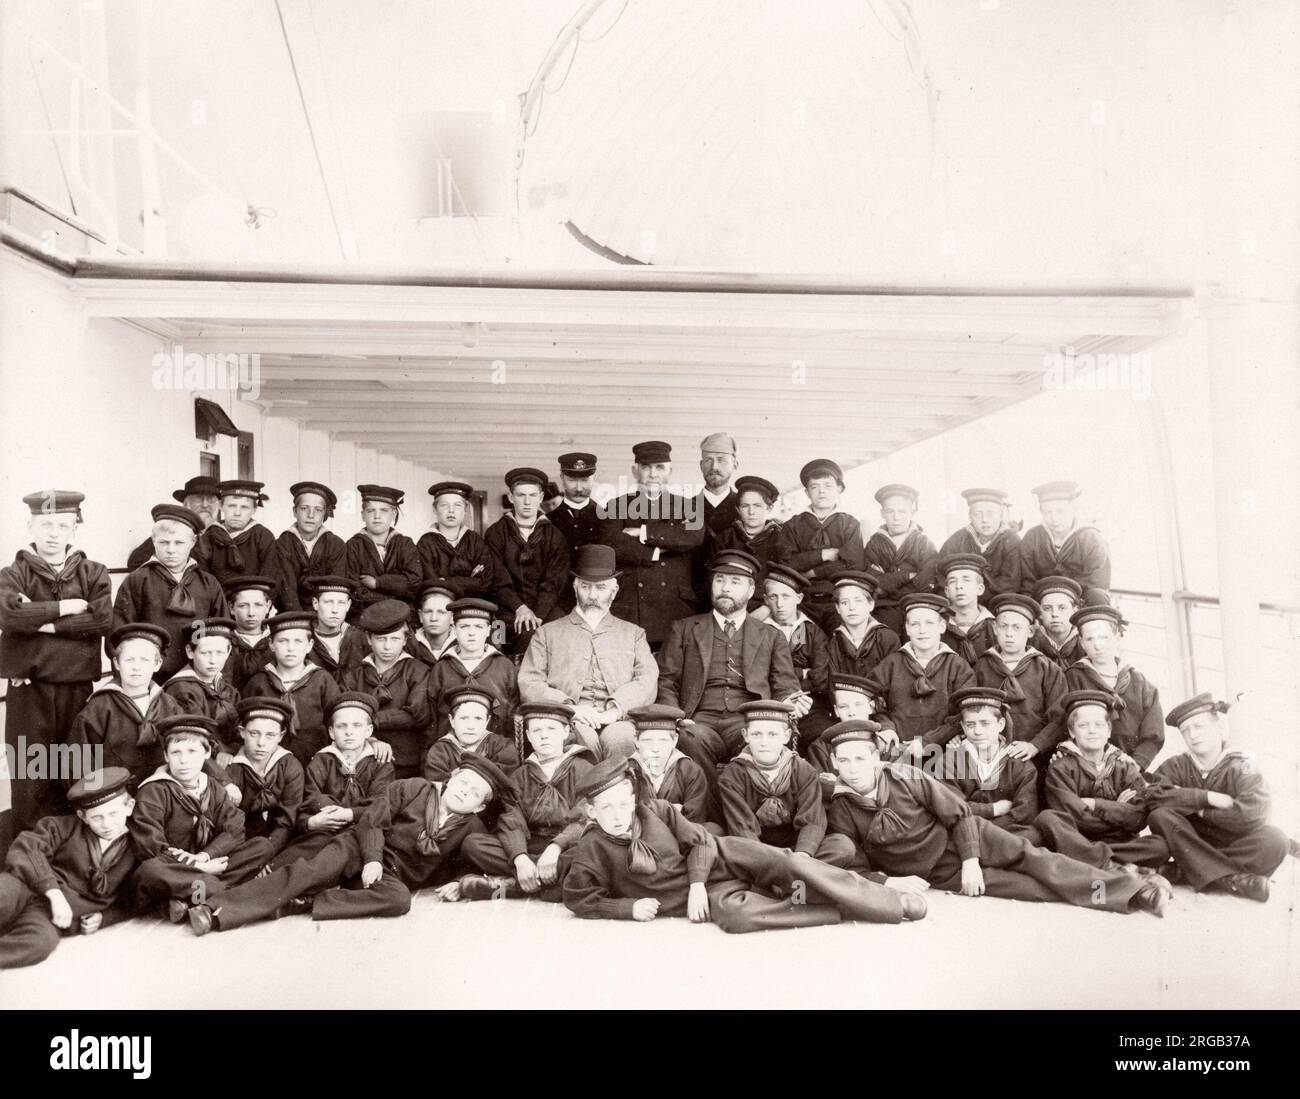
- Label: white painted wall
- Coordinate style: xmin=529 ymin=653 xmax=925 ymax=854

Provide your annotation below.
xmin=0 ymin=251 xmax=452 ymax=564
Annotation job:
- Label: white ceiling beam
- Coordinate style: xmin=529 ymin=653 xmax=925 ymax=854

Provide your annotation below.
xmin=74 ymin=279 xmax=1185 ymax=338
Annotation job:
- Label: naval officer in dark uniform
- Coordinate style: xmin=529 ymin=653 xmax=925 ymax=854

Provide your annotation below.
xmin=601 ymin=440 xmax=705 ymax=650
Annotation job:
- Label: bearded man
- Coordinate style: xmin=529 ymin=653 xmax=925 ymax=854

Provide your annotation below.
xmin=656 ymin=550 xmax=808 ymax=785
xmin=516 ymin=544 xmax=658 ymax=760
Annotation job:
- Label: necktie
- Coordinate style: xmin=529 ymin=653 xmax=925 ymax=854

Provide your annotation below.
xmin=613 ymin=816 xmax=660 ymax=875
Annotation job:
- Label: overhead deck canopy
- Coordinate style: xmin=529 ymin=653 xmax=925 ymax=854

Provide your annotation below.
xmin=71 ymin=259 xmax=1190 ymax=490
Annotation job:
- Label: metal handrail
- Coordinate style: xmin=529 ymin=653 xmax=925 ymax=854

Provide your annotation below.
xmin=1110 ymin=587 xmax=1300 ymax=616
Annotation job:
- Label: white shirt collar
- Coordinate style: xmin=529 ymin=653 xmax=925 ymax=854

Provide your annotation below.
xmin=901 ymin=641 xmax=956 ymax=666
xmin=230 ymin=746 xmax=291 ymax=776
xmin=562 ymin=497 xmax=591 ymax=510
xmin=316 ymin=742 xmax=376 ymax=769
xmin=713 ymin=608 xmax=747 ymax=631
xmin=772 ymin=611 xmax=811 ymax=640
xmin=362 ymin=651 xmax=413 ymax=671
xmin=702 ymin=486 xmax=733 ymax=507
xmin=417 ymin=632 xmax=457 ymax=659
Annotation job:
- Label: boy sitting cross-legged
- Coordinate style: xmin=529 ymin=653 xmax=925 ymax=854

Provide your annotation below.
xmin=825 ymin=721 xmax=1173 ymax=915
xmin=271 ymin=692 xmax=396 ymax=869
xmin=188 ymin=754 xmax=510 ymax=934
xmin=718 ymin=700 xmax=857 ymax=867
xmin=223 ymin=697 xmax=306 ymax=871
xmin=934 ymin=687 xmax=1043 ymax=843
xmin=129 ymin=715 xmax=271 ymax=923
xmin=455 ymin=701 xmax=595 ymax=902
xmin=1033 ymin=690 xmax=1171 ymax=873
xmin=0 ymin=768 xmax=137 ymax=969
xmin=562 ymin=757 xmax=922 ymax=930
xmin=626 ymin=704 xmax=713 ymax=827
xmin=1142 ymin=693 xmax=1293 ymax=902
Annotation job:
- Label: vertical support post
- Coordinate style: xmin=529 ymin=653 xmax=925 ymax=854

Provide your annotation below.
xmin=1198 ymin=295 xmax=1265 ymax=732
xmin=1133 ymin=366 xmax=1194 ymax=701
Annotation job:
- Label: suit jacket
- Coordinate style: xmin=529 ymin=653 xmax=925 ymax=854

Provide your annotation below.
xmin=656 ymin=613 xmax=801 ymax=718
xmin=517 ymin=609 xmax=657 ymax=715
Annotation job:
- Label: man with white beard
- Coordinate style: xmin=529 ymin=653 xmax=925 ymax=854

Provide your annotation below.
xmin=517 ymin=544 xmax=658 ymax=760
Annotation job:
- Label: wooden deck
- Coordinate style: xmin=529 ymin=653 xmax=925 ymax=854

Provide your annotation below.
xmin=3 ymin=858 xmax=1297 ymax=1010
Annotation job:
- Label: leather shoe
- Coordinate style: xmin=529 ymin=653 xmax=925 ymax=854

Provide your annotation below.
xmin=1133 ymin=874 xmax=1173 ymax=917
xmin=166 ymin=899 xmax=189 ymax=924
xmin=188 ymin=905 xmax=215 ymax=936
xmin=1215 ymin=872 xmax=1269 ymax=902
xmin=899 ymin=891 xmax=927 ymax=921
xmin=458 ymin=874 xmax=518 ymax=900
xmin=273 ymin=895 xmax=314 ymax=918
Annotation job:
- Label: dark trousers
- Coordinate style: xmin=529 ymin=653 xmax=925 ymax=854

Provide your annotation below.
xmin=1034 ymin=809 xmax=1171 ymax=870
xmin=133 ymin=837 xmax=277 ymax=911
xmin=3 ymin=680 xmax=93 ymax=835
xmin=460 ymin=832 xmax=575 ymax=900
xmin=679 ymin=710 xmax=745 ymax=769
xmin=708 ymin=836 xmax=905 ymax=932
xmin=210 ymin=831 xmax=412 ymax=930
xmin=1145 ymin=808 xmax=1289 ymax=891
xmin=266 ymin=828 xmax=344 ymax=871
xmin=926 ymin=817 xmax=1146 ymax=912
xmin=760 ymin=828 xmax=858 ymax=869
xmin=0 ymin=871 xmax=129 ymax=969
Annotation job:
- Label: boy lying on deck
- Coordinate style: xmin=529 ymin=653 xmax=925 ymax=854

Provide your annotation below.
xmin=561 ymin=757 xmax=924 ymax=931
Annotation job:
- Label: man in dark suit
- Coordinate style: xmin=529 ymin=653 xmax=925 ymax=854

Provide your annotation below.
xmin=548 ymin=452 xmax=606 ymax=614
xmin=656 ymin=550 xmax=809 ymax=786
xmin=601 ymin=440 xmax=705 ymax=648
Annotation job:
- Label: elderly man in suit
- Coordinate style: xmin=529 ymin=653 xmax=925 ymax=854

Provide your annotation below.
xmin=601 ymin=440 xmax=706 ymax=648
xmin=657 ymin=550 xmax=811 ymax=787
xmin=517 ymin=544 xmax=658 ymax=760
